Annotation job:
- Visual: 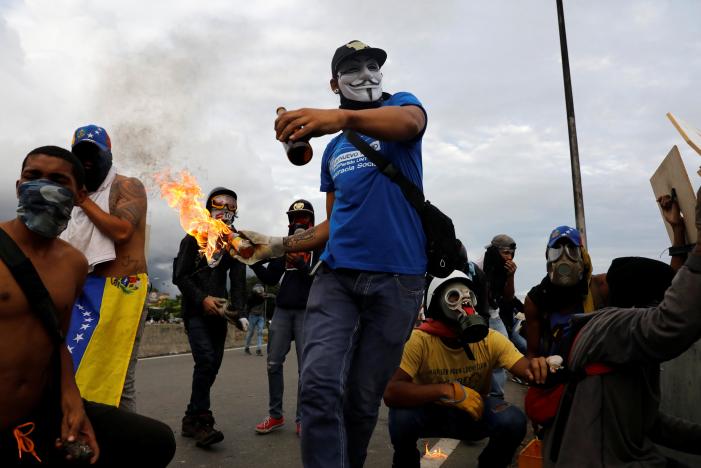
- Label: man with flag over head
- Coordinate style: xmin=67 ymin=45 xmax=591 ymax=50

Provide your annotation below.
xmin=60 ymin=124 xmax=149 ymax=412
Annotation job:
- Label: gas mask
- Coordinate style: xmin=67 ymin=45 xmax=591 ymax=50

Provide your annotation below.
xmin=337 ymin=57 xmax=383 ymax=103
xmin=209 ymin=194 xmax=237 ymax=227
xmin=434 ymin=280 xmax=488 ymax=344
xmin=72 ymin=141 xmax=113 ymax=192
xmin=17 ymin=180 xmax=75 ymax=238
xmin=547 ymin=243 xmax=584 ymax=287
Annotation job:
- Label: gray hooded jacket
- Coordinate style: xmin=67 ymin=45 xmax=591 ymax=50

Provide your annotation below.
xmin=544 ymin=255 xmax=701 ymax=467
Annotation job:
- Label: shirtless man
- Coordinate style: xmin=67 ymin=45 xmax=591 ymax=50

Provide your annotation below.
xmin=61 ymin=124 xmax=148 ymax=411
xmin=0 ymin=146 xmax=174 ymax=466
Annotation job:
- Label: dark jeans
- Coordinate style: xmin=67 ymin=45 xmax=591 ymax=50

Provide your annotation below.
xmin=267 ymin=306 xmax=305 ymax=422
xmin=185 ymin=313 xmax=227 ymax=414
xmin=388 ymin=398 xmax=527 ymax=468
xmin=0 ymin=400 xmax=175 ymax=467
xmin=299 ymin=264 xmax=424 ymax=468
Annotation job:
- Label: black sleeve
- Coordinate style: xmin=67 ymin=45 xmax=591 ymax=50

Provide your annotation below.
xmin=649 ymin=411 xmax=701 ymax=454
xmin=250 ymin=258 xmax=285 ymax=286
xmin=473 ymin=265 xmax=490 ymax=319
xmin=228 ymin=258 xmax=247 ymax=312
xmin=173 ymin=236 xmax=208 ymax=308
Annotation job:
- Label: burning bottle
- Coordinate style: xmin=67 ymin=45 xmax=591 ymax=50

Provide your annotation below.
xmin=277 ymin=106 xmax=313 ymax=166
xmin=156 ymin=170 xmax=256 ymax=263
xmin=228 ymin=232 xmax=255 ymax=259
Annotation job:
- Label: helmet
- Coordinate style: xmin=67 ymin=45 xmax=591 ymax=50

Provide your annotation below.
xmin=286 ymin=199 xmax=314 ymax=224
xmin=426 ymin=270 xmax=472 ymax=311
xmin=206 ymin=187 xmax=237 ymax=212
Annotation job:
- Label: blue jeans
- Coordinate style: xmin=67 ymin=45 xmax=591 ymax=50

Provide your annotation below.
xmin=299 ymin=264 xmax=424 ymax=468
xmin=489 ymin=315 xmax=508 ymax=399
xmin=184 ymin=313 xmax=227 ymax=414
xmin=510 ymin=319 xmax=527 ymax=354
xmin=267 ymin=306 xmax=305 ymax=422
xmin=388 ymin=398 xmax=527 ymax=468
xmin=245 ymin=314 xmax=265 ymax=351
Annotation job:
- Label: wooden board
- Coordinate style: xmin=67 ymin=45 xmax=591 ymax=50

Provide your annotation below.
xmin=650 ymin=145 xmax=697 ymax=244
xmin=667 ymin=112 xmax=701 ymax=157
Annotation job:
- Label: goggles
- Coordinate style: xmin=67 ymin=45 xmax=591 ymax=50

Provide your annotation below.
xmin=547 ymin=244 xmax=581 ymax=263
xmin=210 ymin=197 xmax=238 ymax=213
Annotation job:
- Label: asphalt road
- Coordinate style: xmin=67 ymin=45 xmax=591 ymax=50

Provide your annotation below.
xmin=135 ymin=345 xmax=529 ymax=468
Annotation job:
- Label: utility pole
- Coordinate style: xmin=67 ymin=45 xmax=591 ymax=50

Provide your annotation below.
xmin=556 ymin=0 xmax=587 ymax=248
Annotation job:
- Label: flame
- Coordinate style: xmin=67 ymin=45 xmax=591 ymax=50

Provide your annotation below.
xmin=155 ymin=170 xmax=231 ymax=262
xmin=423 ymin=441 xmax=448 ymax=460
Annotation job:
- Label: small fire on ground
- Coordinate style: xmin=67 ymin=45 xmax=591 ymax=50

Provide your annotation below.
xmin=424 ymin=441 xmax=448 ymax=460
xmin=155 ymin=170 xmax=231 ymax=262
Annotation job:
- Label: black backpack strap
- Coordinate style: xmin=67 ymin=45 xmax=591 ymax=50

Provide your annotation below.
xmin=344 ymin=130 xmax=426 ymax=213
xmin=0 ymin=228 xmax=64 ymax=345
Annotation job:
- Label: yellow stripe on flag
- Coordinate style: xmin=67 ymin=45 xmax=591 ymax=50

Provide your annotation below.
xmin=75 ymin=273 xmax=148 ymax=406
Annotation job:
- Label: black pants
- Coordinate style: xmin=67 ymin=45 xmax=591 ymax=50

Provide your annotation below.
xmin=185 ymin=313 xmax=227 ymax=415
xmin=0 ymin=400 xmax=175 ymax=467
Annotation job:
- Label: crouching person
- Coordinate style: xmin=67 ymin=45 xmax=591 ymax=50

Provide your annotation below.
xmin=383 ymin=270 xmax=548 ymax=468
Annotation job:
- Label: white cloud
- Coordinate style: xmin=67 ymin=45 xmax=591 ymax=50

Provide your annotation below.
xmin=1 ymin=0 xmax=700 ymax=297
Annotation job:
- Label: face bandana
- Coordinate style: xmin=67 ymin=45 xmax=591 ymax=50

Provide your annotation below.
xmin=337 ymin=57 xmax=384 ymax=104
xmin=73 ymin=141 xmax=113 ymax=192
xmin=17 ymin=180 xmax=75 ymax=238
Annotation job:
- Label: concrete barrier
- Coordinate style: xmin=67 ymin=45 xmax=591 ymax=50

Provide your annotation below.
xmin=659 ymin=341 xmax=701 ymax=465
xmin=137 ymin=323 xmax=261 ymax=358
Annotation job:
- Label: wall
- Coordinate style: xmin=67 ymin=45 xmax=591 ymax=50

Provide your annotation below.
xmin=137 ymin=323 xmax=252 ymax=358
xmin=659 ymin=341 xmax=701 ymax=464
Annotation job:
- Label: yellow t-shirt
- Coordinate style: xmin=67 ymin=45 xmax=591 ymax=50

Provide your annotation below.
xmin=399 ymin=329 xmax=523 ymax=395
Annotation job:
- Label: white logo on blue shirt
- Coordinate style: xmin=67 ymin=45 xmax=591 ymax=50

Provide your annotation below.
xmin=330 ymin=140 xmax=380 ymax=180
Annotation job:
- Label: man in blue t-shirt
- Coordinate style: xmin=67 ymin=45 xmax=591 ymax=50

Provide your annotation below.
xmin=236 ymin=40 xmax=427 ymax=468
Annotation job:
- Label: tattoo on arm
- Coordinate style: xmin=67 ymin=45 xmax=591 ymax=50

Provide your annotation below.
xmin=283 ymin=225 xmax=318 ymax=249
xmin=112 ymin=177 xmax=147 ymax=226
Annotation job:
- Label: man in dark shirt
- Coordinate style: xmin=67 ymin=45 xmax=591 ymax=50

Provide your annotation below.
xmin=250 ymin=199 xmax=319 ymax=436
xmin=172 ymin=187 xmax=246 ymax=448
xmin=543 ymin=189 xmax=701 ymax=466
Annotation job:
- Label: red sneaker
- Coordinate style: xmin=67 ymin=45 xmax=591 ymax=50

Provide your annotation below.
xmin=255 ymin=416 xmax=285 ymax=434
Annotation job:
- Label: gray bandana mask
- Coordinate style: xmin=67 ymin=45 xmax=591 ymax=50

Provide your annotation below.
xmin=17 ymin=180 xmax=75 ymax=238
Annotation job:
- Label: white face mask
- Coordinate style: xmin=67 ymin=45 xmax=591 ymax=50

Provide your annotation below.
xmin=337 ymin=57 xmax=383 ymax=102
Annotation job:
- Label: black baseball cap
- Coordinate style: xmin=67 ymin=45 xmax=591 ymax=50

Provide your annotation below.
xmin=331 ymin=40 xmax=387 ymax=77
xmin=287 ymin=199 xmax=315 ymax=223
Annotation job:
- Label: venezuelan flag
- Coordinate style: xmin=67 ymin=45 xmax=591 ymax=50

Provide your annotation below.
xmin=67 ymin=273 xmax=148 ymax=407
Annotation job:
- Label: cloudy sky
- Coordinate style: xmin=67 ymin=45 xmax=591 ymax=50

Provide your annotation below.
xmin=1 ymin=0 xmax=700 ymax=296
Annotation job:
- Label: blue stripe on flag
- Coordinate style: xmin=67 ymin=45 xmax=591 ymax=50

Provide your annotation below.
xmin=67 ymin=275 xmax=106 ymax=372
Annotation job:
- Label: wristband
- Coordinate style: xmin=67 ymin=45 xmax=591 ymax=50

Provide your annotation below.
xmin=669 ymin=244 xmax=694 ymax=257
